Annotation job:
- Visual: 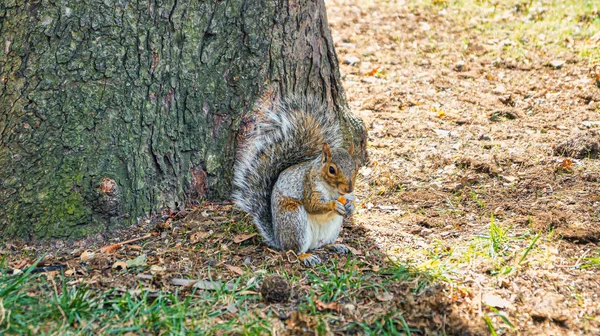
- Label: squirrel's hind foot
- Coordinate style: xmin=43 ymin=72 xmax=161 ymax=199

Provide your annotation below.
xmin=298 ymin=253 xmax=322 ymax=266
xmin=326 ymin=244 xmax=350 ymax=254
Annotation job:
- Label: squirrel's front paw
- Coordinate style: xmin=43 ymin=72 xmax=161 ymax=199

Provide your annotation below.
xmin=344 ymin=201 xmax=355 ymax=216
xmin=334 ymin=200 xmax=346 ymax=216
xmin=298 ymin=253 xmax=322 ymax=267
xmin=327 ymin=244 xmax=350 ymax=254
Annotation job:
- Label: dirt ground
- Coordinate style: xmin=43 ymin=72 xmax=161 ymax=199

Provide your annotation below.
xmin=329 ymin=0 xmax=600 ymax=334
xmin=2 ymin=0 xmax=599 ymax=335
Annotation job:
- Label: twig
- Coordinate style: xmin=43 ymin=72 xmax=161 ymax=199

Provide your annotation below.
xmin=0 ymin=299 xmax=5 ymax=326
xmin=136 ymin=274 xmax=234 ymax=291
xmin=555 ymin=248 xmax=592 ymax=268
xmin=99 ymin=233 xmax=152 ymax=253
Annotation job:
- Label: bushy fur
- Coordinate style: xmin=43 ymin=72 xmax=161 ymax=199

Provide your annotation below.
xmin=232 ymin=95 xmax=343 ymax=249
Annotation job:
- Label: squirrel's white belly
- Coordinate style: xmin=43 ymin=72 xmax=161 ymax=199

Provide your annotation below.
xmin=306 ymin=212 xmax=343 ymax=251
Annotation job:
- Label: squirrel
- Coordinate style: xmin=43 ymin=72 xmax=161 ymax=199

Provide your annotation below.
xmin=233 ymin=95 xmax=358 ymax=266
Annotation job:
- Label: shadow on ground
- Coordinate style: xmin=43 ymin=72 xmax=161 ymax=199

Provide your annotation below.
xmin=0 ymin=202 xmax=487 ymax=335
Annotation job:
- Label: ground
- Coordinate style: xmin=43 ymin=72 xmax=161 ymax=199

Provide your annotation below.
xmin=1 ymin=0 xmax=599 ymax=335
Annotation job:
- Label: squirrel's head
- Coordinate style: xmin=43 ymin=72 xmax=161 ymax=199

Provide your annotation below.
xmin=320 ymin=142 xmax=358 ymax=195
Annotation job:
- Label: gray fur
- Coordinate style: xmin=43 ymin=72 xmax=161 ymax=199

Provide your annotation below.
xmin=232 ymin=95 xmax=343 ymax=249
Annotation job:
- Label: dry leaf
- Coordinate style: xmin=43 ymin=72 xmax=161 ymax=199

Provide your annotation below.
xmin=315 ymin=299 xmax=340 ymax=312
xmin=46 ymin=271 xmax=58 ymax=281
xmin=150 ymin=265 xmax=165 ymax=274
xmin=138 ymin=275 xmax=235 ymax=291
xmin=366 ymin=66 xmax=380 ymax=76
xmin=190 ymin=231 xmax=212 ymax=244
xmin=112 ymin=261 xmax=127 ymax=270
xmin=346 ymin=245 xmax=362 ymax=256
xmin=80 ymin=250 xmax=95 ymax=262
xmin=225 ymin=264 xmax=245 ymax=276
xmin=238 ymin=290 xmax=259 ymax=295
xmin=100 ymin=243 xmax=122 ymax=253
xmin=126 ymin=254 xmax=147 ymax=267
xmin=557 ymin=158 xmax=573 ymax=171
xmin=233 ymin=233 xmax=257 ymax=243
xmin=375 ymin=291 xmax=393 ymax=302
xmin=13 ymin=260 xmax=28 ymax=269
xmin=155 ymin=218 xmax=173 ymax=231
xmin=483 ymin=293 xmax=513 ymax=309
xmin=64 ymin=269 xmax=75 ymax=276
xmin=226 ymin=303 xmax=238 ymax=314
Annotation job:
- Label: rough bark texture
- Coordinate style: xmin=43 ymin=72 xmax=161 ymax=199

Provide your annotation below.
xmin=0 ymin=0 xmax=367 ymax=239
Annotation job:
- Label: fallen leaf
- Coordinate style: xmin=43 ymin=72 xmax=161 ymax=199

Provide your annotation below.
xmin=137 ymin=275 xmax=234 ymax=291
xmin=433 ymin=107 xmax=446 ymax=118
xmin=225 ymin=264 xmax=245 ymax=276
xmin=315 ymin=299 xmax=340 ymax=312
xmin=100 ymin=243 xmax=122 ymax=253
xmin=150 ymin=265 xmax=165 ymax=274
xmin=483 ymin=293 xmax=513 ymax=309
xmin=13 ymin=260 xmax=28 ymax=269
xmin=190 ymin=230 xmax=212 ymax=244
xmin=126 ymin=254 xmax=147 ymax=268
xmin=346 ymin=245 xmax=362 ymax=255
xmin=155 ymin=218 xmax=172 ymax=231
xmin=80 ymin=251 xmax=95 ymax=262
xmin=375 ymin=291 xmax=393 ymax=302
xmin=557 ymin=158 xmax=573 ymax=171
xmin=233 ymin=233 xmax=257 ymax=243
xmin=365 ymin=66 xmax=380 ymax=76
xmin=238 ymin=290 xmax=259 ymax=295
xmin=112 ymin=261 xmax=127 ymax=270
xmin=46 ymin=271 xmax=58 ymax=281
xmin=226 ymin=303 xmax=238 ymax=314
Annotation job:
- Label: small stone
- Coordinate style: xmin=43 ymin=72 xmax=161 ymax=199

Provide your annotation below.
xmin=420 ymin=228 xmax=433 ymax=236
xmin=361 ymin=77 xmax=377 ymax=84
xmin=549 ymin=60 xmax=565 ymax=69
xmin=500 ymin=175 xmax=518 ymax=183
xmin=492 ymin=85 xmax=506 ymax=95
xmin=337 ymin=42 xmax=356 ymax=49
xmin=582 ymin=121 xmax=600 ymax=128
xmin=479 ymin=134 xmax=491 ymax=141
xmin=499 ymin=95 xmax=515 ymax=107
xmin=454 ymin=60 xmax=465 ymax=72
xmin=343 ymin=55 xmax=360 ymax=65
xmin=433 ymin=129 xmax=451 ymax=137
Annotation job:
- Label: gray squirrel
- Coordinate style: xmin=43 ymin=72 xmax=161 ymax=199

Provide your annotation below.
xmin=233 ymin=95 xmax=358 ymax=266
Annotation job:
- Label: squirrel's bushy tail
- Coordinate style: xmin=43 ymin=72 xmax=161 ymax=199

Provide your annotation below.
xmin=232 ymin=95 xmax=343 ymax=249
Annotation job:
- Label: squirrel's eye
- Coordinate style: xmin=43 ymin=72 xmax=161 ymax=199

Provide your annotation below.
xmin=329 ymin=166 xmax=336 ymax=174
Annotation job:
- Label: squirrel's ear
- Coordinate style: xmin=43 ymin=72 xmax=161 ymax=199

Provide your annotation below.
xmin=348 ymin=143 xmax=355 ymax=156
xmin=322 ymin=142 xmax=332 ymax=163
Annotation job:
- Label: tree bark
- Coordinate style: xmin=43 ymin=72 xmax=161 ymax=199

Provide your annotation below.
xmin=0 ymin=0 xmax=366 ymax=239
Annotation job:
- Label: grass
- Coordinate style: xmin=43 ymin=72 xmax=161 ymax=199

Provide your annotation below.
xmin=579 ymin=251 xmax=600 ymax=269
xmin=410 ymin=0 xmax=600 ymax=63
xmin=0 ymin=256 xmax=432 ymax=335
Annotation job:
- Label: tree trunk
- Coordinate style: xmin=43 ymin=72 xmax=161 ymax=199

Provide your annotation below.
xmin=0 ymin=0 xmax=366 ymax=239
